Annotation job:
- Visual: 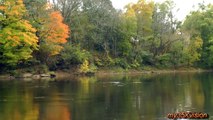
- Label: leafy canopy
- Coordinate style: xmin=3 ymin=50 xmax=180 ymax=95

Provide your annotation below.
xmin=0 ymin=0 xmax=38 ymax=65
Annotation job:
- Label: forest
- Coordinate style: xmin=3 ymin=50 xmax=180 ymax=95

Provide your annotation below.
xmin=0 ymin=0 xmax=213 ymax=74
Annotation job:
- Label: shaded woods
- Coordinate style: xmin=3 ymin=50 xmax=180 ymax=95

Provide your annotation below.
xmin=0 ymin=0 xmax=213 ymax=74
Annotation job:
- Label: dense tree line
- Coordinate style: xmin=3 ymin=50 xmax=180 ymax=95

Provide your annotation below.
xmin=0 ymin=0 xmax=212 ymax=73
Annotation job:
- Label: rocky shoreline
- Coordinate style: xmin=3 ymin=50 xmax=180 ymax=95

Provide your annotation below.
xmin=0 ymin=72 xmax=56 ymax=80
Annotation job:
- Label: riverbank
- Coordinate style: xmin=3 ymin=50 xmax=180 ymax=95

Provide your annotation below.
xmin=96 ymin=67 xmax=212 ymax=77
xmin=0 ymin=67 xmax=212 ymax=80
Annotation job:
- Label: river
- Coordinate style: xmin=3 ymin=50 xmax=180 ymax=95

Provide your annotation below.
xmin=0 ymin=72 xmax=212 ymax=120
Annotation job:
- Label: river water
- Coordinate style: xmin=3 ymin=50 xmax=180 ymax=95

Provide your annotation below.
xmin=0 ymin=72 xmax=212 ymax=120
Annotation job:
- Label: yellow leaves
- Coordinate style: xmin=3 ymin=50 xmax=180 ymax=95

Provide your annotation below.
xmin=193 ymin=36 xmax=203 ymax=48
xmin=124 ymin=0 xmax=154 ymax=36
xmin=6 ymin=35 xmax=20 ymax=46
xmin=1 ymin=0 xmax=70 ymax=65
xmin=1 ymin=0 xmax=26 ymax=22
xmin=125 ymin=0 xmax=154 ymax=16
xmin=20 ymin=20 xmax=37 ymax=34
xmin=16 ymin=0 xmax=24 ymax=5
xmin=188 ymin=36 xmax=203 ymax=53
xmin=79 ymin=60 xmax=90 ymax=73
xmin=186 ymin=36 xmax=203 ymax=65
xmin=0 ymin=0 xmax=38 ymax=65
xmin=2 ymin=20 xmax=38 ymax=47
xmin=2 ymin=0 xmax=26 ymax=19
xmin=22 ymin=33 xmax=35 ymax=45
xmin=50 ymin=45 xmax=63 ymax=56
xmin=12 ymin=36 xmax=20 ymax=42
xmin=125 ymin=4 xmax=136 ymax=18
xmin=135 ymin=0 xmax=154 ymax=18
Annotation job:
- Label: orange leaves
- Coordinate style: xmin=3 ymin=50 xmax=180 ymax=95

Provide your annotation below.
xmin=0 ymin=0 xmax=70 ymax=65
xmin=45 ymin=11 xmax=69 ymax=44
xmin=0 ymin=6 xmax=6 ymax=11
xmin=39 ymin=11 xmax=69 ymax=56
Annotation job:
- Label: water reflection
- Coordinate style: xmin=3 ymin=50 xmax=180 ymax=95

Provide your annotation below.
xmin=0 ymin=72 xmax=212 ymax=120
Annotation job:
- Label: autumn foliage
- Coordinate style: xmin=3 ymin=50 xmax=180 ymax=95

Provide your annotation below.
xmin=40 ymin=11 xmax=69 ymax=56
xmin=0 ymin=0 xmax=70 ymax=65
xmin=0 ymin=0 xmax=38 ymax=65
xmin=44 ymin=11 xmax=69 ymax=44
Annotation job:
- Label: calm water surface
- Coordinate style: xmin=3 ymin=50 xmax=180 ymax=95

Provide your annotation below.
xmin=0 ymin=72 xmax=213 ymax=120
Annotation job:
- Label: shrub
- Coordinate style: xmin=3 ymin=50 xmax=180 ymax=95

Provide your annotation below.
xmin=59 ymin=44 xmax=91 ymax=68
xmin=156 ymin=54 xmax=172 ymax=68
xmin=115 ymin=58 xmax=130 ymax=69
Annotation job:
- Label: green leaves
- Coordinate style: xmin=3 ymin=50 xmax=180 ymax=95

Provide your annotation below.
xmin=0 ymin=0 xmax=38 ymax=66
xmin=0 ymin=0 xmax=212 ymax=70
xmin=183 ymin=4 xmax=213 ymax=67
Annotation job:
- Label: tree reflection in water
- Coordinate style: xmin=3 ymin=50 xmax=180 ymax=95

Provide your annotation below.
xmin=0 ymin=72 xmax=212 ymax=120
